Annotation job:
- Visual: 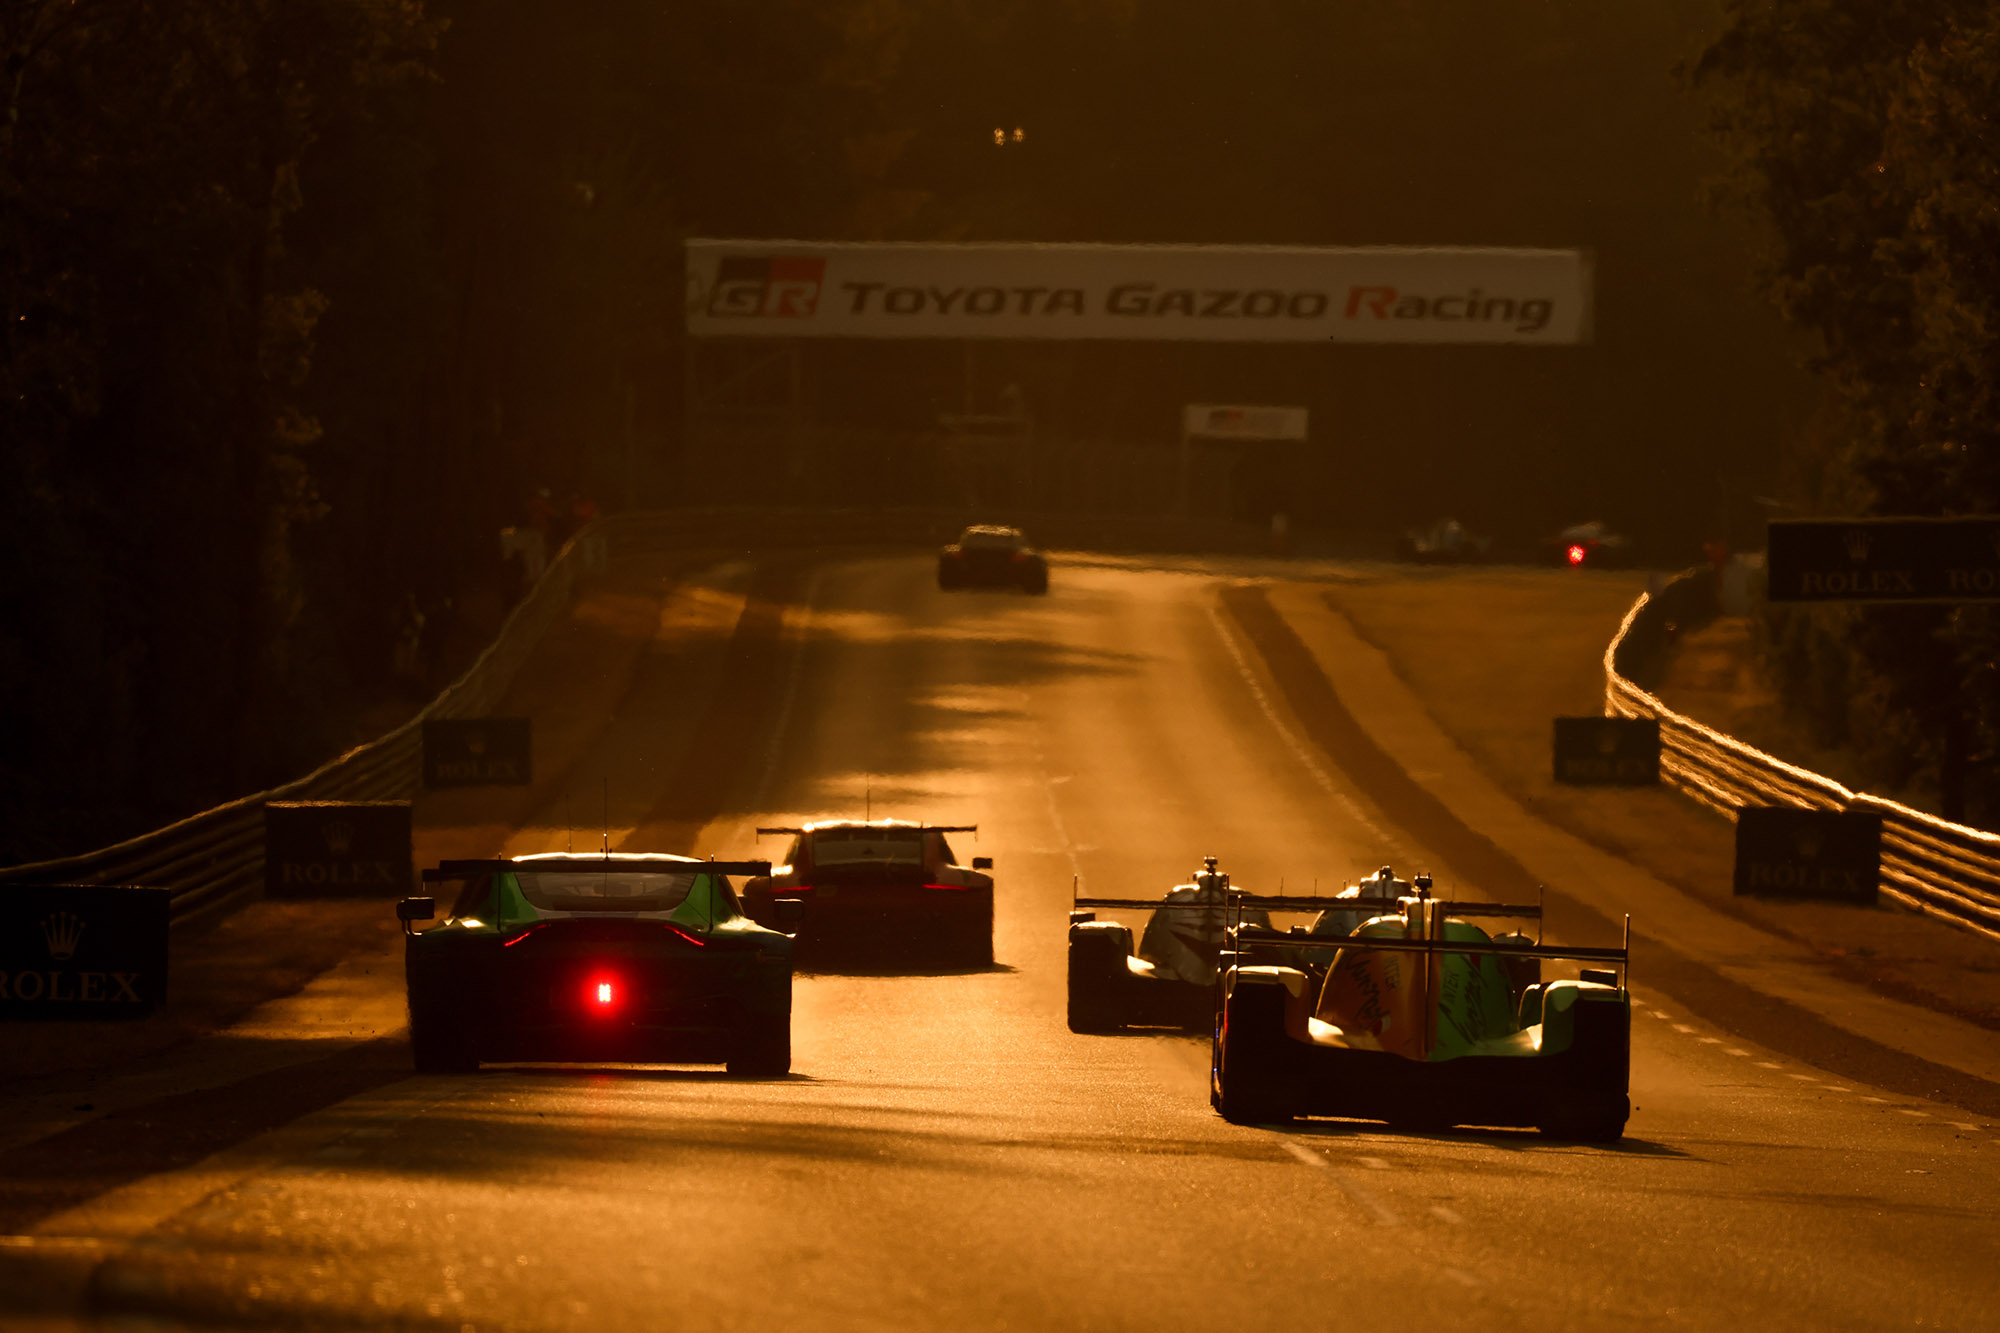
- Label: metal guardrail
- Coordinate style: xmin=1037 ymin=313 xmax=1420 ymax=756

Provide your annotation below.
xmin=0 ymin=517 xmax=609 ymax=925
xmin=0 ymin=505 xmax=1071 ymax=926
xmin=1604 ymin=572 xmax=2000 ymax=943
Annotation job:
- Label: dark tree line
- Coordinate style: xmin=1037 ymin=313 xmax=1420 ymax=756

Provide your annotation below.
xmin=4 ymin=1 xmax=1813 ymax=859
xmin=0 ymin=0 xmax=893 ymax=860
xmin=1698 ymin=1 xmax=2000 ymax=823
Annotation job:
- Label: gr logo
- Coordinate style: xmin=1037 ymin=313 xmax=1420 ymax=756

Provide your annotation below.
xmin=708 ymin=256 xmax=826 ymax=318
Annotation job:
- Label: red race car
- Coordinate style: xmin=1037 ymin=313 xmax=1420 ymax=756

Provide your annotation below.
xmin=937 ymin=525 xmax=1049 ymax=594
xmin=740 ymin=820 xmax=994 ymax=967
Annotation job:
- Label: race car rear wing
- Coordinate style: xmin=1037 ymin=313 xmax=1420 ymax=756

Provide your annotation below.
xmin=1226 ymin=923 xmax=1629 ymax=968
xmin=1227 ymin=907 xmax=1632 ymax=994
xmin=1071 ymin=894 xmax=1411 ymax=914
xmin=755 ymin=825 xmax=977 ymax=837
xmin=422 ymin=858 xmax=773 ymax=882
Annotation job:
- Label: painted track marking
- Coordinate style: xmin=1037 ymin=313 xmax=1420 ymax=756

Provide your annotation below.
xmin=1279 ymin=1140 xmax=1398 ymax=1225
xmin=1204 ymin=598 xmax=1403 ymax=851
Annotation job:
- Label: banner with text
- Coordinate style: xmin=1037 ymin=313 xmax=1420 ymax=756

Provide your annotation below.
xmin=686 ymin=240 xmax=1592 ymax=344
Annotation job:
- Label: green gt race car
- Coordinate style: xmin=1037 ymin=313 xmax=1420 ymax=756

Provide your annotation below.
xmin=398 ymin=853 xmax=797 ymax=1076
xmin=1210 ymin=874 xmax=1632 ymax=1140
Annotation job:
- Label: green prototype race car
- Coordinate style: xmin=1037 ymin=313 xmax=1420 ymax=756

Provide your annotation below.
xmin=1067 ymin=859 xmax=1407 ymax=1033
xmin=1210 ymin=873 xmax=1632 ymax=1141
xmin=397 ymin=853 xmax=799 ymax=1076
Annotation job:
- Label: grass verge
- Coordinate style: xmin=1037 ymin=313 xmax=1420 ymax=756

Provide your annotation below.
xmin=1320 ymin=564 xmax=2000 ymax=1029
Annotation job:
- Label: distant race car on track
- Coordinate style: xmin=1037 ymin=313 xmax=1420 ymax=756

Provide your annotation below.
xmin=742 ymin=820 xmax=995 ymax=967
xmin=938 ymin=525 xmax=1049 ymax=594
xmin=399 ymin=852 xmax=795 ymax=1075
xmin=1547 ymin=520 xmax=1633 ymax=568
xmin=1067 ymin=857 xmax=1274 ymax=1031
xmin=1209 ymin=870 xmax=1632 ymax=1140
xmin=1068 ymin=860 xmax=1405 ymax=1032
xmin=1397 ymin=517 xmax=1490 ymax=564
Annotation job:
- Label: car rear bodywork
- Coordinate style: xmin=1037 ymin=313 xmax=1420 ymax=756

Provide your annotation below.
xmin=742 ymin=821 xmax=994 ymax=967
xmin=1210 ymin=880 xmax=1631 ymax=1140
xmin=1067 ymin=857 xmax=1276 ymax=1032
xmin=400 ymin=854 xmax=794 ymax=1075
xmin=937 ymin=525 xmax=1049 ymax=594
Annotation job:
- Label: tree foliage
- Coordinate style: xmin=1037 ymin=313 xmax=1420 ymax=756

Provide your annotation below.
xmin=2 ymin=1 xmax=1808 ymax=858
xmin=1698 ymin=0 xmax=2000 ymax=820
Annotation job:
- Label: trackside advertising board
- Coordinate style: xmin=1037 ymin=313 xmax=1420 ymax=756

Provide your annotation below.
xmin=685 ymin=240 xmax=1592 ymax=344
xmin=1767 ymin=517 xmax=2000 ymax=603
xmin=264 ymin=801 xmax=414 ymax=899
xmin=423 ymin=718 xmax=532 ymax=789
xmin=1552 ymin=716 xmax=1660 ymax=786
xmin=1 ymin=885 xmax=170 ymax=1020
xmin=1732 ymin=808 xmax=1881 ymax=905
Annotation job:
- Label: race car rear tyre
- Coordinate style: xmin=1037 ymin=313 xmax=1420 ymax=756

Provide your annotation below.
xmin=1066 ymin=928 xmax=1129 ymax=1033
xmin=1211 ymin=985 xmax=1294 ymax=1124
xmin=727 ymin=1016 xmax=791 ymax=1078
xmin=1537 ymin=1098 xmax=1629 ymax=1143
xmin=409 ymin=1000 xmax=477 ymax=1074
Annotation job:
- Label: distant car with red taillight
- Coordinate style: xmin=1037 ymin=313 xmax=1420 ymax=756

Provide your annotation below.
xmin=1546 ymin=520 xmax=1634 ymax=569
xmin=740 ymin=820 xmax=994 ymax=967
xmin=937 ymin=525 xmax=1048 ymax=594
xmin=397 ymin=852 xmax=796 ymax=1075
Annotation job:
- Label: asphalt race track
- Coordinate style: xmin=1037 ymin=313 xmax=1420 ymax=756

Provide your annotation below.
xmin=7 ymin=552 xmax=1999 ymax=1330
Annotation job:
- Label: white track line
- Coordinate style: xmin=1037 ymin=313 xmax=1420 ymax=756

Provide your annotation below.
xmin=1036 ymin=748 xmax=1087 ymax=888
xmin=1279 ymin=1140 xmax=1399 ymax=1225
xmin=1281 ymin=1140 xmax=1326 ymax=1169
xmin=1202 ymin=596 xmax=1403 ymax=851
xmin=749 ymin=567 xmax=823 ymax=810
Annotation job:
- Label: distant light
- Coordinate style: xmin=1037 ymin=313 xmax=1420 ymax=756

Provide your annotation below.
xmin=993 ymin=127 xmax=1026 ymax=146
xmin=1567 ymin=544 xmax=1587 ymax=566
xmin=1012 ymin=127 xmax=1025 ymax=143
xmin=595 ymin=981 xmax=613 ymax=1006
xmin=993 ymin=128 xmax=1005 ymax=146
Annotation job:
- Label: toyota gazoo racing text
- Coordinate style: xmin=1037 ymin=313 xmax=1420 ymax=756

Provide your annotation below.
xmin=398 ymin=853 xmax=796 ymax=1075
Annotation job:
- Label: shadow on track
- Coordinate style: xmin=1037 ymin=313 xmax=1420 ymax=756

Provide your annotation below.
xmin=1268 ymin=1118 xmax=1693 ymax=1158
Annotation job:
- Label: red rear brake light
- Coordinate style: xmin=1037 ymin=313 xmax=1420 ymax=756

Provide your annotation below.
xmin=585 ymin=974 xmax=622 ymax=1015
xmin=1566 ymin=543 xmax=1587 ymax=566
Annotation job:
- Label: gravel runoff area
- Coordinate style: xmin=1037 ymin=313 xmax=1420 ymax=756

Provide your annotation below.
xmin=1322 ymin=563 xmax=2000 ymax=1031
